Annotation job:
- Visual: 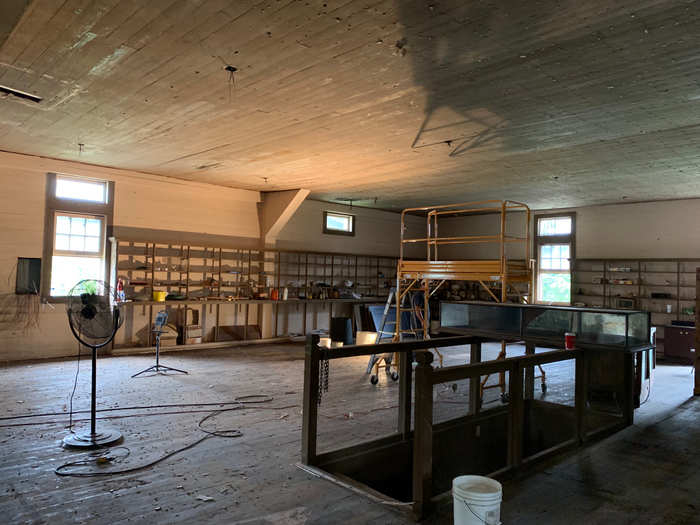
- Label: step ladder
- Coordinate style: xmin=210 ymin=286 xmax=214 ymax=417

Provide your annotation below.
xmin=366 ymin=287 xmax=442 ymax=385
xmin=366 ymin=288 xmax=399 ymax=384
xmin=395 ymin=279 xmax=444 ymax=368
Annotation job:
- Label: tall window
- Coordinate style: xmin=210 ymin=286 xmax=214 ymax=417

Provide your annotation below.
xmin=43 ymin=174 xmax=113 ymax=298
xmin=536 ymin=214 xmax=574 ymax=304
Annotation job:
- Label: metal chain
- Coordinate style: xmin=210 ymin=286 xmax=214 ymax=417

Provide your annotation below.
xmin=318 ymin=358 xmax=329 ymax=405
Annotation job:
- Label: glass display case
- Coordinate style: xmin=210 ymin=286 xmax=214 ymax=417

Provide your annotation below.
xmin=440 ymin=301 xmax=651 ymax=348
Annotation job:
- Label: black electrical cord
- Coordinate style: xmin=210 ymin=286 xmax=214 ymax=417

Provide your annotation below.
xmin=67 ymin=339 xmax=82 ymax=433
xmin=1 ymin=398 xmax=282 ymax=422
xmin=54 ymin=396 xmax=276 ymax=477
xmin=0 ymin=404 xmax=300 ymax=429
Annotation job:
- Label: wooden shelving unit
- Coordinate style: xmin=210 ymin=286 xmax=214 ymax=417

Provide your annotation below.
xmin=573 ymin=258 xmax=699 ymax=326
xmin=275 ymin=251 xmax=396 ymax=299
xmin=111 ymin=237 xmax=397 ymax=348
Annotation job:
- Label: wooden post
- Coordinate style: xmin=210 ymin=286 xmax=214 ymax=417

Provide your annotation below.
xmin=695 ymin=268 xmax=699 ymax=395
xmin=524 ymin=342 xmax=535 ymax=399
xmin=243 ymin=303 xmax=249 ymax=341
xmin=422 ymin=279 xmax=429 ymax=339
xmin=302 ymin=333 xmax=320 ymax=465
xmin=412 ymin=351 xmax=434 ymax=520
xmin=398 ymin=349 xmax=413 ymax=438
xmin=469 ymin=340 xmax=482 ymax=414
xmin=507 ymin=362 xmax=524 ymax=469
xmin=574 ymin=350 xmax=587 ymax=443
xmin=622 ymin=352 xmax=635 ymax=427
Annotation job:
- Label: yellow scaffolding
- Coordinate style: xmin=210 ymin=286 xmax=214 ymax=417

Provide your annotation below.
xmin=395 ymin=200 xmax=540 ymax=399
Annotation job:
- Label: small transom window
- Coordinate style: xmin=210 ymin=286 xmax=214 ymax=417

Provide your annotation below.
xmin=537 ymin=216 xmax=572 ymax=236
xmin=56 ymin=176 xmax=108 ymax=203
xmin=323 ymin=211 xmax=355 ymax=236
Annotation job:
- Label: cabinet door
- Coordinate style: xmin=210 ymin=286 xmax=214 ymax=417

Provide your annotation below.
xmin=664 ymin=327 xmax=679 ymax=357
xmin=665 ymin=327 xmax=694 ymax=362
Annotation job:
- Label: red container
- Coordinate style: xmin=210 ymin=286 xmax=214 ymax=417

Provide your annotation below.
xmin=565 ymin=332 xmax=576 ymax=350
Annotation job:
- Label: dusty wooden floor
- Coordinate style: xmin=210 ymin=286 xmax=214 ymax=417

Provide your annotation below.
xmin=0 ymin=343 xmax=696 ymax=524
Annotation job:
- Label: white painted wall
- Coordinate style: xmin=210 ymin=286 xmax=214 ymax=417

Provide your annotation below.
xmin=432 ymin=199 xmax=700 ymax=260
xmin=3 ymin=148 xmax=697 ymax=361
xmin=558 ymin=200 xmax=700 ymax=258
xmin=275 ymin=199 xmax=425 ymax=257
xmin=0 ymin=151 xmax=260 ymax=361
xmin=274 ymin=201 xmax=428 ymax=335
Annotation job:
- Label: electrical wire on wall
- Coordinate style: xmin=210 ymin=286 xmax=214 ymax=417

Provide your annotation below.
xmin=0 ymin=263 xmax=42 ymax=333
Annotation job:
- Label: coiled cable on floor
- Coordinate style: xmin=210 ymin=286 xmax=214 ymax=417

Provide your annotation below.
xmin=54 ymin=395 xmax=273 ymax=477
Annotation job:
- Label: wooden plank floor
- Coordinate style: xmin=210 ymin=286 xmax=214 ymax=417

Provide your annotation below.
xmin=0 ymin=343 xmax=696 ymax=524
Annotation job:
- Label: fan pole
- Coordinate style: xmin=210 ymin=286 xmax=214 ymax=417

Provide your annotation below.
xmin=90 ymin=346 xmax=97 ymax=437
xmin=63 ymin=279 xmax=123 ymax=448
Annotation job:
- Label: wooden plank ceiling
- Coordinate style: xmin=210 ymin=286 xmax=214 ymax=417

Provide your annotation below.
xmin=1 ymin=0 xmax=699 ymax=210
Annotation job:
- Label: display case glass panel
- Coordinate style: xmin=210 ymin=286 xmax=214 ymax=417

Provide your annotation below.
xmin=440 ymin=301 xmax=650 ymax=349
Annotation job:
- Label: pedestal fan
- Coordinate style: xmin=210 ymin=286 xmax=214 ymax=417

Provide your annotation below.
xmin=63 ymin=279 xmax=124 ymax=447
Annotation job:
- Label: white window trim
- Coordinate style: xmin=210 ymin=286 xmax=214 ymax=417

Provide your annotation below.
xmin=43 ymin=173 xmax=115 ymax=301
xmin=535 ymin=214 xmax=575 ymax=305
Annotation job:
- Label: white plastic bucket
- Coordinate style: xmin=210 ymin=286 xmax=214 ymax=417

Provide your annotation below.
xmin=452 ymin=475 xmax=502 ymax=525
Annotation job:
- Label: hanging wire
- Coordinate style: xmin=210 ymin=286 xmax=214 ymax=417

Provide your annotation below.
xmin=225 ymin=65 xmax=237 ymax=102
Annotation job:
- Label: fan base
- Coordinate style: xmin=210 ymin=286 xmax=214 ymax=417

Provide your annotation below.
xmin=63 ymin=428 xmax=122 ymax=448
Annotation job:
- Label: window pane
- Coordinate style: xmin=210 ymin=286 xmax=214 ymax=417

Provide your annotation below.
xmin=539 ymin=273 xmax=571 ymax=303
xmin=56 ymin=215 xmax=71 ymax=234
xmin=56 ymin=177 xmax=106 ymax=203
xmin=50 ymin=256 xmax=103 ymax=296
xmin=541 ymin=245 xmax=552 ymax=258
xmin=561 ymin=245 xmax=570 ymax=258
xmin=55 ymin=234 xmax=69 ymax=250
xmin=70 ymin=217 xmax=85 ymax=235
xmin=69 ymin=236 xmax=84 ymax=251
xmin=326 ymin=213 xmax=352 ymax=232
xmin=86 ymin=219 xmax=101 ymax=237
xmin=84 ymin=236 xmax=100 ymax=252
xmin=552 ymin=245 xmax=561 ymax=258
xmin=538 ymin=217 xmax=572 ymax=236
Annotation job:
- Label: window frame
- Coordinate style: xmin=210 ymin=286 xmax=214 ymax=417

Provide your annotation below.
xmin=534 ymin=212 xmax=576 ymax=305
xmin=323 ymin=211 xmax=355 ymax=236
xmin=42 ymin=173 xmax=115 ymax=301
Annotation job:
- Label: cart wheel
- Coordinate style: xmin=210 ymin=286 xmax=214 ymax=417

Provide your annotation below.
xmin=541 ymin=383 xmax=547 ymax=394
xmin=391 ymin=372 xmax=399 ymax=381
xmin=500 ymin=393 xmax=510 ymax=404
xmin=370 ymin=375 xmax=379 ymax=385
